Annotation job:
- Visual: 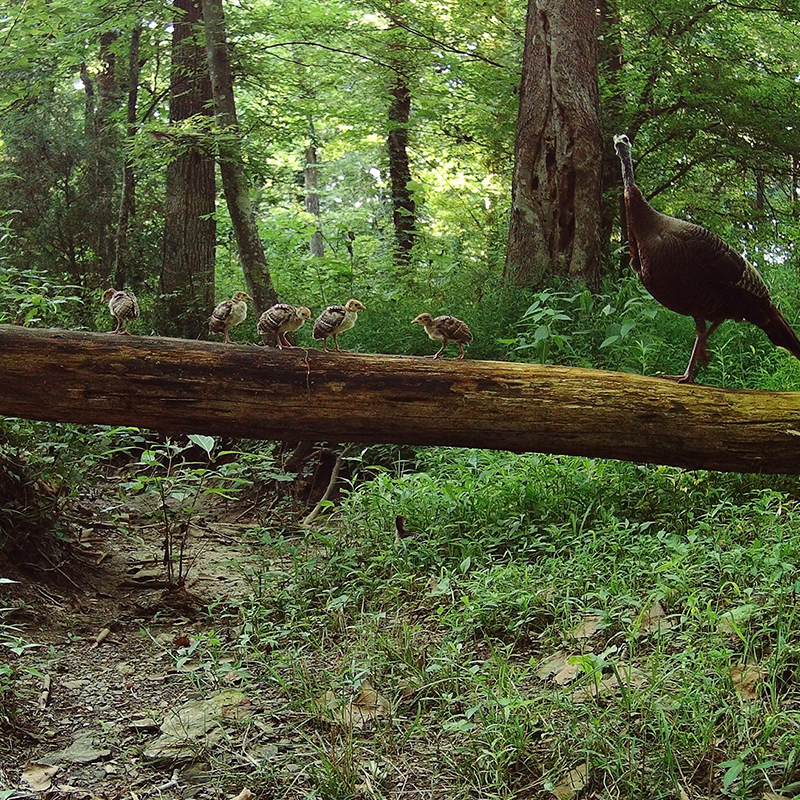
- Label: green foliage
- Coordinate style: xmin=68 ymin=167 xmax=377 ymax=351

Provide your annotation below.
xmin=221 ymin=446 xmax=800 ymax=798
xmin=500 ymin=272 xmax=800 ymax=388
xmin=0 ymin=266 xmax=82 ymax=328
xmin=118 ymin=436 xmax=251 ymax=586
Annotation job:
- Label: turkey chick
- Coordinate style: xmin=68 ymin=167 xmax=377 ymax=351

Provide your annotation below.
xmin=412 ymin=313 xmax=472 ymax=359
xmin=102 ymin=288 xmax=139 ymax=335
xmin=313 ymin=299 xmax=366 ymax=352
xmin=258 ymin=304 xmax=312 ymax=348
xmin=209 ymin=291 xmax=253 ymax=343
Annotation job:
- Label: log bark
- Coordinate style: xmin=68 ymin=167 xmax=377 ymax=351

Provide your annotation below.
xmin=1 ymin=325 xmax=799 ymax=474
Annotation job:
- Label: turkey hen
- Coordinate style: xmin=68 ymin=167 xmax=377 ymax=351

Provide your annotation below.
xmin=257 ymin=304 xmax=312 ymax=348
xmin=412 ymin=313 xmax=472 ymax=359
xmin=209 ymin=291 xmax=253 ymax=343
xmin=614 ymin=133 xmax=800 ymax=383
xmin=102 ymin=288 xmax=139 ymax=335
xmin=313 ymin=299 xmax=366 ymax=352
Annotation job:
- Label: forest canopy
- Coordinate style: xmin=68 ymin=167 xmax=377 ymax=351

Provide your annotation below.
xmin=1 ymin=0 xmax=799 ymax=350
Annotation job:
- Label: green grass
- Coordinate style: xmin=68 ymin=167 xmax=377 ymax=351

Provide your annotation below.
xmin=177 ymin=447 xmax=800 ymax=799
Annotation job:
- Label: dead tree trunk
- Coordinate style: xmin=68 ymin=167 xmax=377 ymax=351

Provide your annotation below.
xmin=1 ymin=325 xmax=800 ymax=474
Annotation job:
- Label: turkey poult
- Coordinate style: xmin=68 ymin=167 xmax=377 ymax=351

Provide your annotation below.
xmin=257 ymin=304 xmax=312 ymax=348
xmin=394 ymin=515 xmax=418 ymax=542
xmin=102 ymin=288 xmax=139 ymax=335
xmin=411 ymin=313 xmax=473 ymax=360
xmin=614 ymin=133 xmax=800 ymax=384
xmin=312 ymin=299 xmax=366 ymax=352
xmin=209 ymin=291 xmax=253 ymax=343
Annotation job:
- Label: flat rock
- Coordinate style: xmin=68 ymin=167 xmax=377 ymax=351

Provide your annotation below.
xmin=45 ymin=732 xmax=112 ymax=764
xmin=143 ymin=690 xmax=251 ymax=761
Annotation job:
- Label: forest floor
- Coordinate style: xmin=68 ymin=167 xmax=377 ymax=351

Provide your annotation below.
xmin=0 ymin=483 xmax=296 ymax=800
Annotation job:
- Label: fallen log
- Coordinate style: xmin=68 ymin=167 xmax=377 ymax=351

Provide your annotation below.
xmin=0 ymin=325 xmax=798 ymax=473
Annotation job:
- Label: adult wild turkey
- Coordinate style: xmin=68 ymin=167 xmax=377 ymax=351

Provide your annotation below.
xmin=613 ymin=133 xmax=800 ymax=383
xmin=102 ymin=288 xmax=139 ymax=335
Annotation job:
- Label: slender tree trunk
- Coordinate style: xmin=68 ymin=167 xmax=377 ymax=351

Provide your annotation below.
xmin=387 ymin=69 xmax=416 ymax=267
xmin=305 ymin=140 xmax=324 ymax=258
xmin=201 ymin=0 xmax=277 ymax=314
xmin=79 ymin=33 xmax=122 ymax=282
xmin=114 ymin=23 xmax=142 ymax=290
xmin=159 ymin=0 xmax=217 ymax=338
xmin=505 ymin=0 xmax=603 ymax=289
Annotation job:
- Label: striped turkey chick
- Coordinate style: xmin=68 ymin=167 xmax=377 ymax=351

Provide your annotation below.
xmin=614 ymin=133 xmax=800 ymax=383
xmin=102 ymin=288 xmax=139 ymax=335
xmin=412 ymin=313 xmax=472 ymax=359
xmin=209 ymin=291 xmax=253 ymax=343
xmin=258 ymin=303 xmax=312 ymax=348
xmin=313 ymin=299 xmax=366 ymax=352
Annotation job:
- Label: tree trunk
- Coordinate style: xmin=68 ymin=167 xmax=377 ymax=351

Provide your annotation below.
xmin=159 ymin=0 xmax=217 ymax=339
xmin=597 ymin=0 xmax=629 ymax=277
xmin=2 ymin=325 xmax=800 ymax=475
xmin=113 ymin=23 xmax=142 ymax=290
xmin=80 ymin=32 xmax=122 ymax=282
xmin=505 ymin=0 xmax=603 ymax=289
xmin=387 ymin=69 xmax=416 ymax=267
xmin=304 ymin=142 xmax=324 ymax=258
xmin=201 ymin=0 xmax=277 ymax=314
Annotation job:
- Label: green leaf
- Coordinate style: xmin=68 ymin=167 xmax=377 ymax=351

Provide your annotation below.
xmin=188 ymin=434 xmax=215 ymax=456
xmin=721 ymin=759 xmax=745 ymax=791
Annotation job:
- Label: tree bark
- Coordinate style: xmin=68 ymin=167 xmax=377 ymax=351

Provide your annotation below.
xmin=304 ymin=142 xmax=324 ymax=258
xmin=160 ymin=0 xmax=217 ymax=338
xmin=387 ymin=69 xmax=416 ymax=267
xmin=2 ymin=325 xmax=800 ymax=475
xmin=80 ymin=31 xmax=122 ymax=281
xmin=505 ymin=0 xmax=603 ymax=289
xmin=201 ymin=0 xmax=277 ymax=314
xmin=113 ymin=23 xmax=142 ymax=290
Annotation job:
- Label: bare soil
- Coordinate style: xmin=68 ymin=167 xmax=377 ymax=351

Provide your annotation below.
xmin=0 ymin=484 xmax=293 ymax=800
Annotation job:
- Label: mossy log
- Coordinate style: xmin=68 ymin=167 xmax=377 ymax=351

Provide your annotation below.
xmin=1 ymin=325 xmax=799 ymax=473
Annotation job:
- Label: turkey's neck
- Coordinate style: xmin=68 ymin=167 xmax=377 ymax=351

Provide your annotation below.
xmin=619 ymin=152 xmax=636 ymax=188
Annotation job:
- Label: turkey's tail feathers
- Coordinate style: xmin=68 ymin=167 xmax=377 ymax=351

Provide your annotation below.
xmin=759 ymin=308 xmax=800 ymax=361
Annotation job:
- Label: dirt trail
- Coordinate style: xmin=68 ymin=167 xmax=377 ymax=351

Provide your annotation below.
xmin=1 ymin=492 xmax=291 ymax=799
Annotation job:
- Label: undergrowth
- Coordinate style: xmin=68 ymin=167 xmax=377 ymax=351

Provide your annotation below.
xmin=165 ymin=447 xmax=800 ymax=799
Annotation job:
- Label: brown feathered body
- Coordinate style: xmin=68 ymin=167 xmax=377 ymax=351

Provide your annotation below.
xmin=257 ymin=303 xmax=312 ymax=348
xmin=209 ymin=291 xmax=253 ymax=343
xmin=102 ymin=288 xmax=139 ymax=334
xmin=412 ymin=313 xmax=472 ymax=359
xmin=614 ymin=133 xmax=800 ymax=383
xmin=313 ymin=299 xmax=366 ymax=351
xmin=394 ymin=515 xmax=417 ymax=542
